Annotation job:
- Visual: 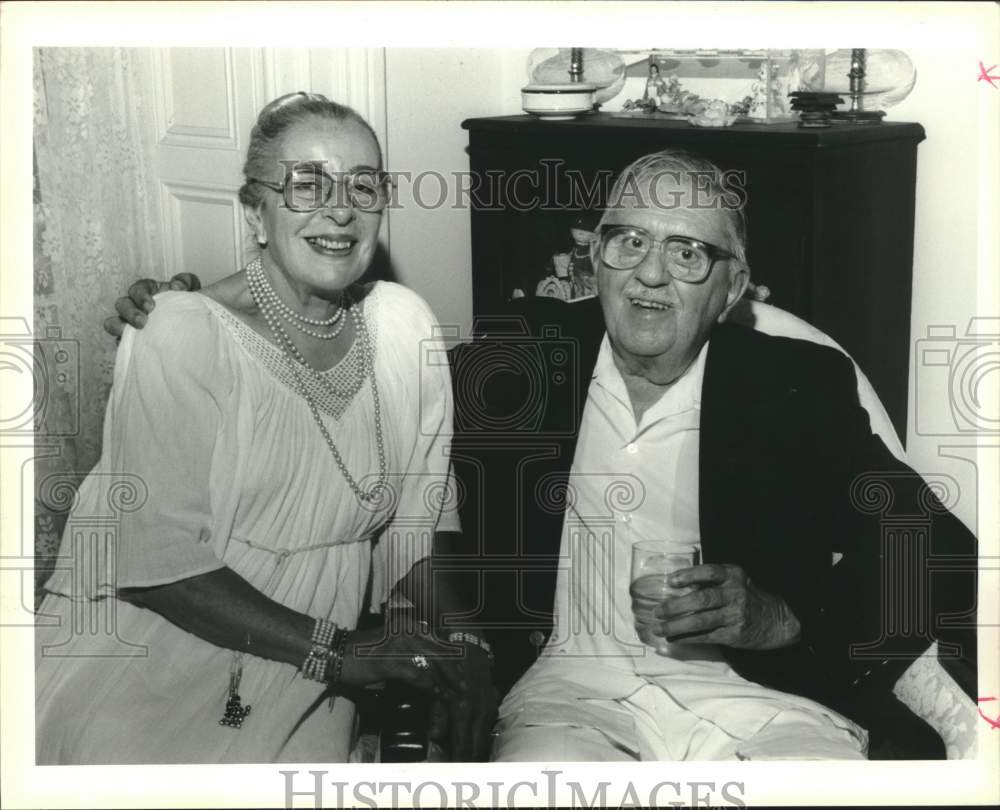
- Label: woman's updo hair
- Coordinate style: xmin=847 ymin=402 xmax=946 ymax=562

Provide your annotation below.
xmin=238 ymin=92 xmax=383 ymax=209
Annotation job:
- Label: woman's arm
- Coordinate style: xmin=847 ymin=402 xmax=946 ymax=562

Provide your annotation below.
xmin=120 ymin=565 xmax=467 ymax=695
xmin=120 ymin=567 xmax=312 ymax=666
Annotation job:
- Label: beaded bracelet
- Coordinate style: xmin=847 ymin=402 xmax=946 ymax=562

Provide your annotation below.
xmin=448 ymin=631 xmax=494 ymax=664
xmin=302 ymin=617 xmax=337 ymax=683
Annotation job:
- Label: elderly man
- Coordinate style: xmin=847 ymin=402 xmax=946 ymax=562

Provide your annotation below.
xmin=445 ymin=149 xmax=977 ymax=761
xmin=110 ymin=149 xmax=975 ymax=761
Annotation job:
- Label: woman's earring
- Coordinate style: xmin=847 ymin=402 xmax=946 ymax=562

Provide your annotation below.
xmin=256 ymin=235 xmax=268 ymax=249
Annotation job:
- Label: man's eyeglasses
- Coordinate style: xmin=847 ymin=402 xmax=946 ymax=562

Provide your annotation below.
xmin=596 ymin=225 xmax=735 ymax=283
xmin=249 ymin=165 xmax=391 ymax=213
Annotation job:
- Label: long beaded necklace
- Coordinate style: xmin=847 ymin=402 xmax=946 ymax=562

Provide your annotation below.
xmin=246 ymin=259 xmax=387 ymax=502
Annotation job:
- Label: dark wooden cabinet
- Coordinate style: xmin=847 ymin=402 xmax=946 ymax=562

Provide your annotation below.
xmin=461 ymin=114 xmax=925 ymax=441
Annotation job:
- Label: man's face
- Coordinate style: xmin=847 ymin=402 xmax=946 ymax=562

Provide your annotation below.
xmin=597 ymin=174 xmax=748 ymax=384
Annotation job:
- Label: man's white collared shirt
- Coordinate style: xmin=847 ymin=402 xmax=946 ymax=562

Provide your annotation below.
xmin=499 ymin=334 xmax=866 ymax=760
xmin=548 ymin=334 xmax=728 ymax=673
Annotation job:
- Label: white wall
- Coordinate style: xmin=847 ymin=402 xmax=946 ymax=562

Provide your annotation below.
xmin=891 ymin=49 xmax=995 ymax=532
xmin=383 ymin=49 xmax=529 ymax=335
xmin=383 ymin=47 xmax=995 ymax=532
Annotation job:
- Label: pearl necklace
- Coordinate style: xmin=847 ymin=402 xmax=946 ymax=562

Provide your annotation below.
xmin=246 ymin=263 xmax=387 ymax=503
xmin=246 ymin=257 xmax=346 ymax=340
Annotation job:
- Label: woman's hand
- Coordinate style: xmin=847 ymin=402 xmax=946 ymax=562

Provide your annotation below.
xmin=103 ymin=272 xmax=202 ymax=338
xmin=339 ymin=615 xmax=499 ymax=761
xmin=339 ymin=613 xmax=467 ymax=697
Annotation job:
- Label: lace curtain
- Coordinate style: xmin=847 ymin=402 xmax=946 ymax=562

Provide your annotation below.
xmin=34 ymin=48 xmax=164 ymax=597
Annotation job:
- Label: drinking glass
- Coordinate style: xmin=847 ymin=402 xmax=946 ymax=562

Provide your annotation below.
xmin=629 ymin=541 xmax=700 ymax=654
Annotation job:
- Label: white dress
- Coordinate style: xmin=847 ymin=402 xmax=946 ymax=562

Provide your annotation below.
xmin=35 ymin=284 xmax=459 ymax=764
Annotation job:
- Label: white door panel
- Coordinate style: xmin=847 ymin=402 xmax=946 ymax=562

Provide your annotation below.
xmin=156 ymin=48 xmax=240 ymax=146
xmin=159 ymin=182 xmax=249 ymax=290
xmin=150 ymin=47 xmax=261 ymax=285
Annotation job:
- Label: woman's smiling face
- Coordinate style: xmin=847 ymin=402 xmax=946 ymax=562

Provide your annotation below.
xmin=246 ymin=114 xmax=382 ymax=300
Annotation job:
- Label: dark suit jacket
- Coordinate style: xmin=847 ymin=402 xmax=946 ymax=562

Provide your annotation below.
xmin=448 ymin=297 xmax=977 ymax=753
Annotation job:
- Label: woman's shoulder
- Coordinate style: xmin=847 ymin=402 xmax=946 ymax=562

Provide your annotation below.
xmin=363 ymin=283 xmax=450 ymax=387
xmin=367 ymin=281 xmax=440 ymax=332
xmin=141 ymin=288 xmax=216 ymax=327
xmin=126 ymin=291 xmax=226 ymax=362
xmin=113 ymin=291 xmax=237 ymax=414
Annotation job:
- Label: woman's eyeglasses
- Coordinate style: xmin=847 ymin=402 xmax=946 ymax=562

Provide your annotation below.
xmin=249 ymin=166 xmax=391 ymax=213
xmin=596 ymin=225 xmax=735 ymax=283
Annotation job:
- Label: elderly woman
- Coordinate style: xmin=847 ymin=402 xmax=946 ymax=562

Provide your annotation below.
xmin=36 ymin=93 xmax=494 ymax=764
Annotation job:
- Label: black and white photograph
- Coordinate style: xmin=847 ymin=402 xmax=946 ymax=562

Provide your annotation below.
xmin=1 ymin=1 xmax=998 ymax=808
